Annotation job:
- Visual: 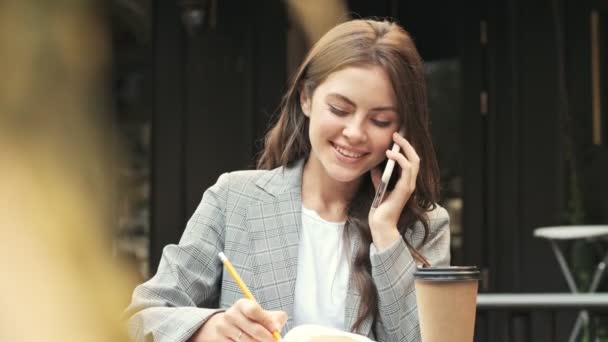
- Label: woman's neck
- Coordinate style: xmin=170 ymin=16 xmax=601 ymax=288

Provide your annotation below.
xmin=301 ymin=158 xmax=362 ymax=222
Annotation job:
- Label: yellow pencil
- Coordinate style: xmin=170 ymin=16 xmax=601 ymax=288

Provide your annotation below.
xmin=218 ymin=252 xmax=283 ymax=341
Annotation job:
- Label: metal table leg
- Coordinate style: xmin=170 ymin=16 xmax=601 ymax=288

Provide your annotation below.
xmin=549 ymin=240 xmax=586 ymax=342
xmin=550 ymin=241 xmax=608 ymax=342
xmin=550 ymin=240 xmax=579 ymax=292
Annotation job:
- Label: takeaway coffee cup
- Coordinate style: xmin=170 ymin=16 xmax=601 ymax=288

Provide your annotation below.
xmin=414 ymin=266 xmax=480 ymax=342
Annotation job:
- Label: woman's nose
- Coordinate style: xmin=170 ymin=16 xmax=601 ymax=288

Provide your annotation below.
xmin=342 ymin=119 xmax=367 ymax=143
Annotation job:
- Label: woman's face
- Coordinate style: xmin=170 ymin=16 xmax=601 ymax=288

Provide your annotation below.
xmin=301 ymin=65 xmax=400 ymax=184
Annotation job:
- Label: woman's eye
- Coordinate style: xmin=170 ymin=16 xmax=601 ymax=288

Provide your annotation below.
xmin=371 ymin=119 xmax=391 ymax=128
xmin=328 ymin=105 xmax=348 ymax=116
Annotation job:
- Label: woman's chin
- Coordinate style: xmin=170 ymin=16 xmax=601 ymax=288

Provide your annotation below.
xmin=327 ymin=166 xmax=368 ymax=184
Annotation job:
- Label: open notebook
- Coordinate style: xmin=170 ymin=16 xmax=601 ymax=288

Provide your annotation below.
xmin=282 ymin=325 xmax=374 ymax=342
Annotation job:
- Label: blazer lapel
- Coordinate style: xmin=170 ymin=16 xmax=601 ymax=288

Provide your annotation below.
xmin=246 ymin=159 xmax=374 ymax=336
xmin=247 ymin=160 xmax=304 ymax=333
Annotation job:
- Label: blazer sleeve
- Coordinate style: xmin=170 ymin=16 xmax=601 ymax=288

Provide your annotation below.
xmin=370 ymin=205 xmax=451 ymax=342
xmin=124 ymin=173 xmax=232 ymax=342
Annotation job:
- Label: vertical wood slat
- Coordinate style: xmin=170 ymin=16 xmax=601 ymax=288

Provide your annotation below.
xmin=510 ymin=312 xmax=530 ymax=342
xmin=150 ymin=0 xmax=186 ymax=273
xmin=591 ymin=10 xmax=602 ymax=145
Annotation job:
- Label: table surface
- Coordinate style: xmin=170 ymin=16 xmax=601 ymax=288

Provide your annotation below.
xmin=534 ymin=225 xmax=608 ymax=240
xmin=478 ymin=293 xmax=608 ymax=309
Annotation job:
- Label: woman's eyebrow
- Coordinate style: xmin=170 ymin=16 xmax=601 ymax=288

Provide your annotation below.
xmin=326 ymin=93 xmax=356 ymax=107
xmin=326 ymin=92 xmax=396 ymax=112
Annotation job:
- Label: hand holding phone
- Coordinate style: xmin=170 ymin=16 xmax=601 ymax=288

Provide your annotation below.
xmin=368 ymin=130 xmax=421 ymax=250
xmin=370 ymin=128 xmax=406 ymax=210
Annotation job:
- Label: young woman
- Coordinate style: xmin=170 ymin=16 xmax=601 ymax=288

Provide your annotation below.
xmin=126 ymin=19 xmax=450 ymax=342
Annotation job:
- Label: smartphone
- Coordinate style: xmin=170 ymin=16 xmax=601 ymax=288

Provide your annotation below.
xmin=377 ymin=157 xmax=400 ymax=192
xmin=370 ymin=128 xmax=406 ymax=209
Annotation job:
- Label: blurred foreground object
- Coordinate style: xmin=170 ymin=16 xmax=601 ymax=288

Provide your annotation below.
xmin=0 ymin=1 xmax=134 ymax=341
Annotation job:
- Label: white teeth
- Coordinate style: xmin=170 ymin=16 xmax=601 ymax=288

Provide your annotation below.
xmin=335 ymin=145 xmax=363 ymax=158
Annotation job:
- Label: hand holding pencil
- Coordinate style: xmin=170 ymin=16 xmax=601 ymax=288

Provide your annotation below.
xmin=190 ymin=253 xmax=286 ymax=342
xmin=216 ymin=252 xmax=285 ymax=341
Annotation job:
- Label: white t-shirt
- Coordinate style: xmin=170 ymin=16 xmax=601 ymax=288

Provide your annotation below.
xmin=293 ymin=206 xmax=350 ymax=330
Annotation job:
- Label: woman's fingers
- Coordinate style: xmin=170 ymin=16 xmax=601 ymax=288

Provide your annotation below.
xmin=194 ymin=301 xmax=283 ymax=342
xmin=368 ymin=133 xmax=420 ymax=225
xmin=239 ymin=300 xmax=281 ymax=333
xmin=386 ymin=149 xmax=413 ymax=193
xmin=267 ymin=310 xmax=288 ymax=332
xmin=378 ymin=133 xmax=419 ymax=207
xmin=391 ymin=133 xmax=420 ymax=189
xmin=226 ymin=299 xmax=277 ymax=341
xmin=393 ymin=133 xmax=420 ymax=179
xmin=215 ymin=321 xmax=253 ymax=342
xmin=208 ymin=312 xmax=252 ymax=342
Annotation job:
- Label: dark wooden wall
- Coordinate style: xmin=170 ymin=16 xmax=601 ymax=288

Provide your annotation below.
xmin=481 ymin=0 xmax=608 ymax=292
xmin=471 ymin=0 xmax=608 ymax=340
xmin=150 ymin=0 xmax=286 ymax=270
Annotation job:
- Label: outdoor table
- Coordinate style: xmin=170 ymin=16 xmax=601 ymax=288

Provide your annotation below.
xmin=533 ymin=225 xmax=608 ymax=342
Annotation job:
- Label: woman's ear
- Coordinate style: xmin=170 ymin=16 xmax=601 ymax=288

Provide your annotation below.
xmin=299 ymin=88 xmax=312 ymax=117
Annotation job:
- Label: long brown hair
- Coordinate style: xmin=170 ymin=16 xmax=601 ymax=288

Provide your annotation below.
xmin=257 ymin=19 xmax=440 ymax=332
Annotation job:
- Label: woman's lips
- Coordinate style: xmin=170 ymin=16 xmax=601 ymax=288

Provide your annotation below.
xmin=331 ymin=142 xmax=368 ymax=163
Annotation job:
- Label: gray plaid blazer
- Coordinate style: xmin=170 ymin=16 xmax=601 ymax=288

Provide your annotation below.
xmin=125 ymin=159 xmax=450 ymax=342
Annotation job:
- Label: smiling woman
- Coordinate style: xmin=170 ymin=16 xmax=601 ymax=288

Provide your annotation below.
xmin=300 ymin=65 xmax=400 ymax=185
xmin=127 ymin=19 xmax=449 ymax=342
